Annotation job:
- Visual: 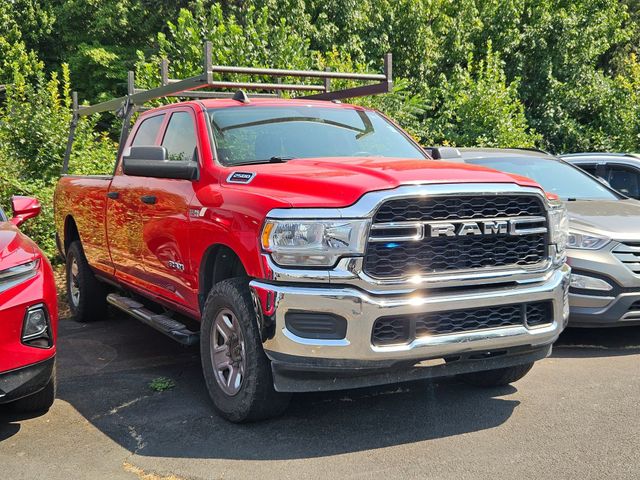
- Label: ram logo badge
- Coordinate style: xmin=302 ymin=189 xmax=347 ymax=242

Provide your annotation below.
xmin=427 ymin=218 xmax=547 ymax=237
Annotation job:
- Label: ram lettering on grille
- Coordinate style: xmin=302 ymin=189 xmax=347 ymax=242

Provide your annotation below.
xmin=365 ymin=195 xmax=549 ymax=278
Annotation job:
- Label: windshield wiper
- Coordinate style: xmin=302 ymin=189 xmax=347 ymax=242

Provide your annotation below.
xmin=233 ymin=156 xmax=294 ymax=166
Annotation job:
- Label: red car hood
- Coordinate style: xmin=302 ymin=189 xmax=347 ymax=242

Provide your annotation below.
xmin=0 ymin=223 xmax=39 ymax=269
xmin=222 ymin=157 xmax=542 ymax=207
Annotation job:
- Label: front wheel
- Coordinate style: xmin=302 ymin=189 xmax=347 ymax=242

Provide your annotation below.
xmin=459 ymin=362 xmax=534 ymax=387
xmin=200 ymin=278 xmax=291 ymax=423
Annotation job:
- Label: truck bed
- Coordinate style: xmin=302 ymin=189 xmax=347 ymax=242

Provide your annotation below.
xmin=54 ymin=175 xmax=113 ymax=276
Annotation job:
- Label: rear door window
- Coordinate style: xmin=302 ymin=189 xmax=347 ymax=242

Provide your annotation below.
xmin=161 ymin=111 xmax=198 ymax=162
xmin=132 ymin=114 xmax=165 ymax=146
xmin=576 ymin=163 xmax=597 ymax=176
xmin=605 ymin=164 xmax=640 ymax=199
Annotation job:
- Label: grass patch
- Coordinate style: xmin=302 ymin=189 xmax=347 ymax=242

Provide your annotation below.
xmin=149 ymin=377 xmax=176 ymax=392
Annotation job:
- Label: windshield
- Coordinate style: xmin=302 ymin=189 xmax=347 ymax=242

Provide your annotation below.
xmin=464 ymin=156 xmax=619 ymax=200
xmin=208 ymin=106 xmax=427 ymax=165
xmin=0 ymin=206 xmax=6 ymax=222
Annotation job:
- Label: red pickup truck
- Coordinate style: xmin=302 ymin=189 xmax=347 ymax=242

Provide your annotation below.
xmin=54 ymin=57 xmax=570 ymax=422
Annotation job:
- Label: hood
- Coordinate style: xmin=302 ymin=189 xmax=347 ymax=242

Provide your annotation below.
xmin=0 ymin=222 xmax=39 ymax=269
xmin=566 ymin=199 xmax=640 ymax=240
xmin=221 ymin=157 xmax=542 ymax=208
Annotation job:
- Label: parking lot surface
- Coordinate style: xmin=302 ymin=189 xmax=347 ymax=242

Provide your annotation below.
xmin=1 ymin=311 xmax=639 ymax=480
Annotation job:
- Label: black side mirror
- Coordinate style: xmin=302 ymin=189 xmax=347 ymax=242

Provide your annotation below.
xmin=122 ymin=146 xmax=198 ymax=180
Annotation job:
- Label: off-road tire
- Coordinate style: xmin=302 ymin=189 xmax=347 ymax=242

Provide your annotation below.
xmin=200 ymin=278 xmax=291 ymax=422
xmin=10 ymin=363 xmax=56 ymax=413
xmin=66 ymin=241 xmax=107 ymax=322
xmin=459 ymin=362 xmax=535 ymax=387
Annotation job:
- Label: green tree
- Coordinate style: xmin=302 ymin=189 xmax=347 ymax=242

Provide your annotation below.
xmin=426 ymin=46 xmax=540 ymax=148
xmin=0 ymin=44 xmax=116 ymax=256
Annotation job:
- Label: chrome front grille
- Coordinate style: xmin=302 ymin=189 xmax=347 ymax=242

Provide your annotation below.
xmin=364 ymin=195 xmax=549 ymax=279
xmin=613 ymin=243 xmax=640 ymax=274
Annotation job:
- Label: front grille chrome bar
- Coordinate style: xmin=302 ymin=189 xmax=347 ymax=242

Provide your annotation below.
xmin=369 ymin=216 xmax=548 ymax=242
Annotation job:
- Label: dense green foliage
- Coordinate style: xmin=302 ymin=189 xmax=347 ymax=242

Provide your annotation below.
xmin=0 ymin=0 xmax=639 ymax=256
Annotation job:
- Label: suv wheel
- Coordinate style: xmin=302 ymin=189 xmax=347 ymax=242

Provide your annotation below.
xmin=459 ymin=362 xmax=534 ymax=387
xmin=66 ymin=241 xmax=107 ymax=322
xmin=200 ymin=278 xmax=290 ymax=422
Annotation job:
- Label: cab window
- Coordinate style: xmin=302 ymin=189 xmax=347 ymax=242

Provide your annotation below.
xmin=131 ymin=114 xmax=165 ymax=146
xmin=162 ymin=111 xmax=198 ymax=162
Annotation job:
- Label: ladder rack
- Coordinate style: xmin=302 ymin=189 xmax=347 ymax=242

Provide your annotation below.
xmin=61 ymin=41 xmax=392 ymax=174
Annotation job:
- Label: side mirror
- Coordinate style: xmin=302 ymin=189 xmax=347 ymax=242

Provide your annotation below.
xmin=122 ymin=146 xmax=198 ymax=180
xmin=11 ymin=196 xmax=41 ymax=227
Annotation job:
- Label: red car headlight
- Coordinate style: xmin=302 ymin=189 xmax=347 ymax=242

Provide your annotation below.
xmin=0 ymin=259 xmax=40 ymax=294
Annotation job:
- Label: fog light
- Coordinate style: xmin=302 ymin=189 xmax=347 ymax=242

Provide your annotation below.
xmin=22 ymin=305 xmax=51 ymax=347
xmin=570 ymin=273 xmax=613 ymax=292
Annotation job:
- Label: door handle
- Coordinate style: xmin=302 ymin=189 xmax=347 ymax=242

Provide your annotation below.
xmin=106 ymin=191 xmax=119 ymax=199
xmin=140 ymin=195 xmax=157 ymax=205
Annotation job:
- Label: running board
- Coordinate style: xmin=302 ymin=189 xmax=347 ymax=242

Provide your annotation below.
xmin=106 ymin=294 xmax=199 ymax=346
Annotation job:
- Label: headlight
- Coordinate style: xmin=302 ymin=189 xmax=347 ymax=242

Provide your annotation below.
xmin=261 ymin=219 xmax=369 ymax=267
xmin=567 ymin=230 xmax=609 ymax=250
xmin=0 ymin=259 xmax=40 ymax=294
xmin=548 ymin=201 xmax=569 ymax=264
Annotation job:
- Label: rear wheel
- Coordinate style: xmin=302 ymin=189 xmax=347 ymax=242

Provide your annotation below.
xmin=200 ymin=278 xmax=290 ymax=422
xmin=10 ymin=363 xmax=56 ymax=413
xmin=66 ymin=241 xmax=107 ymax=322
xmin=459 ymin=362 xmax=535 ymax=387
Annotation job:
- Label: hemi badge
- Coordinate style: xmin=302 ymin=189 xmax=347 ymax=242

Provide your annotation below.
xmin=227 ymin=172 xmax=256 ymax=184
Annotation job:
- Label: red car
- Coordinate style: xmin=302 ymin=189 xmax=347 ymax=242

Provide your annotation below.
xmin=0 ymin=196 xmax=57 ymax=412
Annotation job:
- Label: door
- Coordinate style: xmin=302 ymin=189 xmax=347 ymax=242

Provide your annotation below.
xmin=106 ymin=113 xmax=165 ymax=286
xmin=138 ymin=109 xmax=200 ymax=309
xmin=604 ymin=164 xmax=640 ymax=199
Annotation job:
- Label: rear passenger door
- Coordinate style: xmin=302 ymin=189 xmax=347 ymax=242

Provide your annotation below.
xmin=106 ymin=113 xmax=165 ymax=285
xmin=604 ymin=164 xmax=640 ymax=199
xmin=138 ymin=108 xmax=200 ymax=310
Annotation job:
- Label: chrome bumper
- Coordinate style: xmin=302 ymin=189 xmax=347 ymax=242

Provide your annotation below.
xmin=251 ymin=263 xmax=570 ymax=363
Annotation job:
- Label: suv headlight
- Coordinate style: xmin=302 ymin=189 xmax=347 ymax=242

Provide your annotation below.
xmin=567 ymin=230 xmax=609 ymax=250
xmin=548 ymin=202 xmax=569 ymax=264
xmin=261 ymin=219 xmax=370 ymax=267
xmin=0 ymin=259 xmax=40 ymax=294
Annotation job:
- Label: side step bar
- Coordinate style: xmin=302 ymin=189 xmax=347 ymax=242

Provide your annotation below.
xmin=106 ymin=294 xmax=199 ymax=346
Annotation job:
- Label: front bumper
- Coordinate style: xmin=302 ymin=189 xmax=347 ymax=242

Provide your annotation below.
xmin=568 ymin=245 xmax=640 ymax=327
xmin=251 ymin=264 xmax=570 ymax=391
xmin=0 ymin=356 xmax=55 ymax=405
xmin=570 ymin=292 xmax=640 ymax=327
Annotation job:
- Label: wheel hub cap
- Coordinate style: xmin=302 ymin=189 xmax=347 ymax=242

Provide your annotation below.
xmin=211 ymin=309 xmax=246 ymax=396
xmin=69 ymin=258 xmax=80 ymax=307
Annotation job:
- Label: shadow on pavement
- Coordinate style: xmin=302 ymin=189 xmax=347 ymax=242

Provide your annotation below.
xmin=553 ymin=326 xmax=640 ymax=358
xmin=40 ymin=312 xmax=522 ymax=461
xmin=0 ymin=422 xmax=20 ymax=442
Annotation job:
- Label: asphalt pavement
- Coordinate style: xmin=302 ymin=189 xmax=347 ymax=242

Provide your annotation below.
xmin=1 ymin=311 xmax=639 ymax=480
